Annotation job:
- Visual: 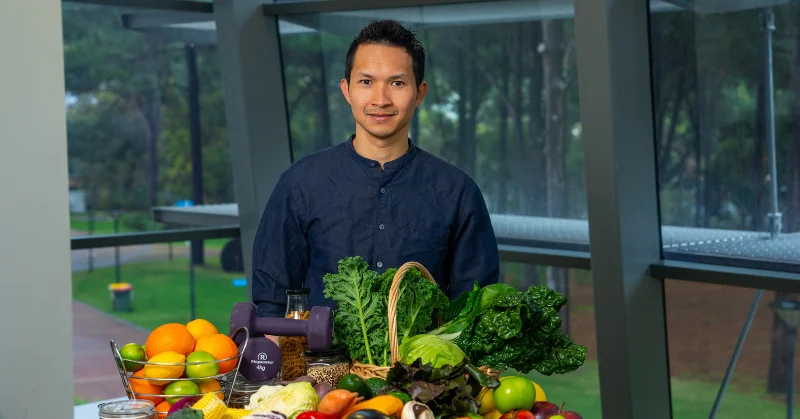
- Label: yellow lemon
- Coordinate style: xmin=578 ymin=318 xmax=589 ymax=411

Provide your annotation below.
xmin=198 ymin=379 xmax=224 ymax=400
xmin=531 ymin=381 xmax=546 ymax=402
xmin=186 ymin=319 xmax=219 ymax=342
xmin=483 ymin=410 xmax=501 ymax=419
xmin=144 ymin=351 xmax=186 ymax=382
xmin=477 ymin=387 xmax=496 ymax=414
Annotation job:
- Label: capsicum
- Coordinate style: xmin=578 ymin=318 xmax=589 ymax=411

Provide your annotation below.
xmin=296 ymin=411 xmax=340 ymax=419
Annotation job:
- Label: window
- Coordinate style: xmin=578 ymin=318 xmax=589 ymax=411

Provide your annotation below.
xmin=650 ymin=2 xmax=800 ymax=273
xmin=277 ymin=0 xmax=590 ymax=253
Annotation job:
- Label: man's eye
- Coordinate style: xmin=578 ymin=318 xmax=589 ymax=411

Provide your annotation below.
xmin=392 ymin=81 xmax=404 ymax=86
xmin=360 ymin=80 xmax=372 ymax=85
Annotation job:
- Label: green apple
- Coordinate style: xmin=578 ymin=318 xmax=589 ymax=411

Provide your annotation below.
xmin=492 ymin=376 xmax=536 ymax=413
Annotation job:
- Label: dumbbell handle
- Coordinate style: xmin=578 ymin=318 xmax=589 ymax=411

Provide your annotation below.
xmin=252 ymin=317 xmax=309 ymax=337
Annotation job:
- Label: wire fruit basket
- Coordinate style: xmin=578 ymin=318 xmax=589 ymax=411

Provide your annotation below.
xmin=110 ymin=326 xmax=250 ymax=416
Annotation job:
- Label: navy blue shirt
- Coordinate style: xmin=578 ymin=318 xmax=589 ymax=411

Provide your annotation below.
xmin=252 ymin=136 xmax=500 ymax=317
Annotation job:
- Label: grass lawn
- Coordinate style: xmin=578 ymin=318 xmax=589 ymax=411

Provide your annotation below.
xmin=72 ymin=258 xmax=247 ymax=335
xmin=510 ymin=361 xmax=790 ymax=418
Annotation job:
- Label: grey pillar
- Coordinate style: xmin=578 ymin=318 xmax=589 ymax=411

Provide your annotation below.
xmin=0 ymin=0 xmax=74 ymax=416
xmin=574 ymin=0 xmax=672 ymax=418
xmin=213 ymin=0 xmax=293 ymax=299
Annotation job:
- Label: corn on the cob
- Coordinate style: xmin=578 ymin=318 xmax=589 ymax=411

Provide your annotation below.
xmin=193 ymin=392 xmax=228 ymax=419
xmin=222 ymin=408 xmax=253 ymax=419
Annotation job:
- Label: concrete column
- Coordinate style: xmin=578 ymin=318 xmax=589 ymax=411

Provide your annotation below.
xmin=0 ymin=1 xmax=74 ymax=417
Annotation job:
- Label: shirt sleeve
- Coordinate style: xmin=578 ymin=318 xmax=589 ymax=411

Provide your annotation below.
xmin=251 ymin=172 xmax=310 ymax=318
xmin=447 ymin=180 xmax=500 ymax=298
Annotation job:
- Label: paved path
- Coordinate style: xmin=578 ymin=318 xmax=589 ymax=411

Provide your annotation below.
xmin=73 ymin=301 xmax=151 ymax=402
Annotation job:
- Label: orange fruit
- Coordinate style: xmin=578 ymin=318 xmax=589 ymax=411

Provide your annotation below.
xmin=198 ymin=379 xmax=224 ymax=400
xmin=155 ymin=400 xmax=171 ymax=418
xmin=186 ymin=319 xmax=219 ymax=341
xmin=146 ymin=323 xmax=195 ymax=358
xmin=194 ymin=334 xmax=239 ymax=374
xmin=130 ymin=369 xmax=164 ymax=405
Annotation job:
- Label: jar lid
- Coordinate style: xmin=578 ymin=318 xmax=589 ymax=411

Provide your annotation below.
xmin=287 ymin=288 xmax=310 ymax=295
xmin=305 ymin=347 xmax=348 ymax=357
xmin=98 ymin=400 xmax=155 ymax=417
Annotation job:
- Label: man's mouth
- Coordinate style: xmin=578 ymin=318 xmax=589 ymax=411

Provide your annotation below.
xmin=367 ymin=112 xmax=396 ymax=122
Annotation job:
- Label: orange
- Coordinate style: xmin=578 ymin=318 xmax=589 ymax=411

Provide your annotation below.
xmin=146 ymin=323 xmax=196 ymax=358
xmin=198 ymin=379 xmax=223 ymax=400
xmin=130 ymin=369 xmax=165 ymax=405
xmin=186 ymin=319 xmax=219 ymax=341
xmin=194 ymin=334 xmax=239 ymax=374
xmin=155 ymin=400 xmax=171 ymax=418
xmin=198 ymin=379 xmax=224 ymax=400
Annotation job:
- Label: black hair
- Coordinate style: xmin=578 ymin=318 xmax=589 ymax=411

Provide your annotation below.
xmin=344 ymin=19 xmax=425 ymax=88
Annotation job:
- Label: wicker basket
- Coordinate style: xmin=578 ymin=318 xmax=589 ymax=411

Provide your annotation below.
xmin=349 ymin=261 xmax=501 ymax=380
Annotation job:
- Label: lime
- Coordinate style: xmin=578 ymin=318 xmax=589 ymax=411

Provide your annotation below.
xmin=365 ymin=377 xmax=388 ymax=397
xmin=163 ymin=380 xmax=201 ymax=405
xmin=338 ymin=374 xmax=371 ymax=399
xmin=388 ymin=391 xmax=411 ymax=404
xmin=120 ymin=343 xmax=146 ymax=372
xmin=185 ymin=351 xmax=219 ymax=384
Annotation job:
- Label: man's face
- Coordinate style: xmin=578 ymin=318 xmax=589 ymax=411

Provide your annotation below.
xmin=340 ymin=43 xmax=427 ymax=141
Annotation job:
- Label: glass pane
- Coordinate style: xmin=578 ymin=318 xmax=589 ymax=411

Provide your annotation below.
xmin=665 ymin=280 xmax=799 ymax=417
xmin=277 ymin=0 xmax=590 ymax=252
xmin=64 ymin=2 xmax=234 ymax=237
xmin=63 ymin=2 xmax=239 ymax=406
xmin=650 ymin=1 xmax=800 ymax=272
xmin=501 ymin=263 xmax=599 ymax=418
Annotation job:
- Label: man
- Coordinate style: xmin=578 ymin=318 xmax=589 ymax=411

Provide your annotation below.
xmin=252 ymin=19 xmax=499 ymax=318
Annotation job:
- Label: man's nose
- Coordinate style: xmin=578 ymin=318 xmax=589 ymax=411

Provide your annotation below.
xmin=371 ymin=84 xmax=392 ymax=107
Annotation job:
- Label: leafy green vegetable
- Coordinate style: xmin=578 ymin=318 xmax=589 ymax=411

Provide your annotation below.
xmin=399 ymin=334 xmax=467 ymax=368
xmin=323 ymin=257 xmax=389 ymax=365
xmin=427 ymin=283 xmax=587 ymax=376
xmin=382 ymin=358 xmax=498 ymax=418
xmin=324 ymin=257 xmax=449 ymax=367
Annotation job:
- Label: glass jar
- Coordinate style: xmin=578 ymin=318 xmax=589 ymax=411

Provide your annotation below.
xmin=98 ymin=400 xmax=156 ymax=419
xmin=228 ymin=375 xmax=278 ymax=409
xmin=304 ymin=348 xmax=351 ymax=387
xmin=280 ymin=288 xmax=310 ymax=381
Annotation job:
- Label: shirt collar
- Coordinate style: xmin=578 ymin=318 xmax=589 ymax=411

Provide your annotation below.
xmin=344 ymin=134 xmax=417 ymax=170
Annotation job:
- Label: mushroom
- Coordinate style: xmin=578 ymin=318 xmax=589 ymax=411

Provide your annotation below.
xmin=400 ymin=401 xmax=435 ymax=419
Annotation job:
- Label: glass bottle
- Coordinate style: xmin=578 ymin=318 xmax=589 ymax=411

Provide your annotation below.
xmin=280 ymin=288 xmax=310 ymax=381
xmin=98 ymin=400 xmax=156 ymax=419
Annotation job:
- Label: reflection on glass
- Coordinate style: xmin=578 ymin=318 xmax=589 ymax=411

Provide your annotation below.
xmin=278 ymin=0 xmax=587 ymax=221
xmin=664 ymin=280 xmax=799 ymax=418
xmin=650 ymin=2 xmax=800 ymax=271
xmin=63 ymin=3 xmax=234 ymax=237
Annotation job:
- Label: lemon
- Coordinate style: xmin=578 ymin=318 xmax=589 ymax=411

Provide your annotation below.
xmin=119 ymin=343 xmax=146 ymax=372
xmin=483 ymin=410 xmax=501 ymax=419
xmin=144 ymin=351 xmax=186 ymax=382
xmin=477 ymin=387 xmax=496 ymax=414
xmin=186 ymin=319 xmax=219 ymax=341
xmin=198 ymin=379 xmax=224 ymax=400
xmin=163 ymin=380 xmax=201 ymax=405
xmin=531 ymin=381 xmax=546 ymax=402
xmin=185 ymin=351 xmax=219 ymax=383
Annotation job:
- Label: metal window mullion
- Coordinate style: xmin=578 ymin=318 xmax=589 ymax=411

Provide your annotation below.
xmin=213 ymin=0 xmax=293 ymax=302
xmin=574 ymin=0 xmax=672 ymax=418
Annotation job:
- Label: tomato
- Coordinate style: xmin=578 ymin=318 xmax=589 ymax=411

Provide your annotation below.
xmin=491 ymin=376 xmax=536 ymax=413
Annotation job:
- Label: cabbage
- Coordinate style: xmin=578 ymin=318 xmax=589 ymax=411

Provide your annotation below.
xmin=398 ymin=334 xmax=467 ymax=368
xmin=252 ymin=382 xmax=319 ymax=419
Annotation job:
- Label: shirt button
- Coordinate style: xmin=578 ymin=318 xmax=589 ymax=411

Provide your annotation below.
xmin=380 ymin=187 xmax=386 ymax=194
xmin=370 ymin=162 xmax=376 ymax=167
xmin=377 ymin=261 xmax=383 ymax=268
xmin=379 ymin=223 xmax=385 ymax=230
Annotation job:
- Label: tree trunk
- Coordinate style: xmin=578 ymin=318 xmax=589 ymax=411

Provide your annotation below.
xmin=542 ymin=19 xmax=569 ymax=334
xmin=143 ymin=50 xmax=162 ymax=209
xmin=316 ymin=41 xmax=332 ymax=152
xmin=526 ymin=22 xmax=546 ymax=217
xmin=752 ymin=80 xmax=765 ymax=231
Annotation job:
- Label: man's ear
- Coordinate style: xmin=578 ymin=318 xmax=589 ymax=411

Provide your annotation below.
xmin=415 ymin=80 xmax=428 ymax=106
xmin=340 ymin=78 xmax=351 ymax=105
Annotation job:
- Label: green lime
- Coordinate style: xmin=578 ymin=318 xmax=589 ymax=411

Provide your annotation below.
xmin=389 ymin=391 xmax=411 ymax=404
xmin=338 ymin=374 xmax=371 ymax=399
xmin=119 ymin=343 xmax=146 ymax=372
xmin=163 ymin=380 xmax=201 ymax=405
xmin=185 ymin=351 xmax=219 ymax=384
xmin=365 ymin=377 xmax=388 ymax=397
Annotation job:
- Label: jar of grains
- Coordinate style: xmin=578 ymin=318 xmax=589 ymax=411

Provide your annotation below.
xmin=304 ymin=348 xmax=351 ymax=387
xmin=280 ymin=288 xmax=310 ymax=381
xmin=98 ymin=400 xmax=156 ymax=419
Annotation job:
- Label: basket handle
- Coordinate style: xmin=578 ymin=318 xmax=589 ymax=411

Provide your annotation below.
xmin=387 ymin=261 xmax=437 ymax=365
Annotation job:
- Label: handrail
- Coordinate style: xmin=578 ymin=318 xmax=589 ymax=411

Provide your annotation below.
xmin=70 ymin=225 xmax=240 ymax=250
